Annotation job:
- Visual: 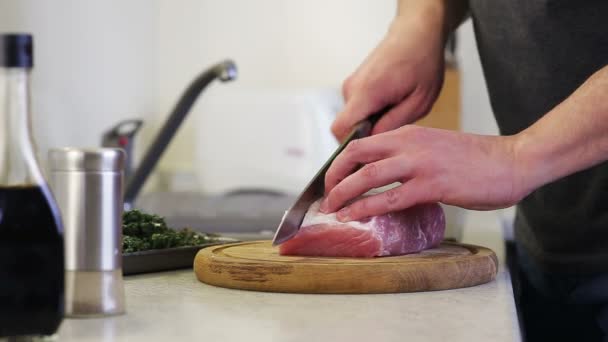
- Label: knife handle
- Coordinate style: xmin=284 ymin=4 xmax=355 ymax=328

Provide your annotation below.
xmin=367 ymin=107 xmax=389 ymax=126
xmin=355 ymin=106 xmax=392 ymax=139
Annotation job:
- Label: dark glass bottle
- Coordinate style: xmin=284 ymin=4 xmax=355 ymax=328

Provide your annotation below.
xmin=0 ymin=34 xmax=64 ymax=337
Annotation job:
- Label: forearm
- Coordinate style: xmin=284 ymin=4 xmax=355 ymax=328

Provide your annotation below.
xmin=516 ymin=65 xmax=608 ymax=192
xmin=394 ymin=0 xmax=469 ymax=42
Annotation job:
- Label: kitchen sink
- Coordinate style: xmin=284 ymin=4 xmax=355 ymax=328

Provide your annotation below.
xmin=135 ymin=191 xmax=294 ymax=241
xmin=135 ymin=191 xmax=465 ymax=242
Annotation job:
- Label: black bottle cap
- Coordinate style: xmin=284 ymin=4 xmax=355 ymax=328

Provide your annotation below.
xmin=0 ymin=34 xmax=33 ymax=68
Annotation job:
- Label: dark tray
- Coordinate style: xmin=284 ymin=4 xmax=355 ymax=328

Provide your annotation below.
xmin=122 ymin=237 xmax=238 ymax=275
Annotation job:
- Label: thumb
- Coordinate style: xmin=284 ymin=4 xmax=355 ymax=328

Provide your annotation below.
xmin=331 ymin=95 xmax=380 ymax=142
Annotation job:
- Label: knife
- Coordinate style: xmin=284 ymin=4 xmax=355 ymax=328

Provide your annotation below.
xmin=272 ymin=109 xmax=388 ymax=246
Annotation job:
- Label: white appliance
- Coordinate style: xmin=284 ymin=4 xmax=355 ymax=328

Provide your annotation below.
xmin=194 ymin=87 xmax=343 ymax=195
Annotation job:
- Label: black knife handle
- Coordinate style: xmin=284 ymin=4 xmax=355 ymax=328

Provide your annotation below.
xmin=354 ymin=106 xmax=392 ymax=139
xmin=367 ymin=106 xmax=390 ymax=127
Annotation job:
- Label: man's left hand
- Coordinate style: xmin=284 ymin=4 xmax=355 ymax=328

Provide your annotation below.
xmin=320 ymin=125 xmax=530 ymax=221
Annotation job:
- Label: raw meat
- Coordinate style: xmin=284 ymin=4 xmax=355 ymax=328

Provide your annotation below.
xmin=279 ymin=199 xmax=445 ymax=257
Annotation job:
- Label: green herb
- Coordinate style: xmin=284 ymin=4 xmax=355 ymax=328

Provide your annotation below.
xmin=122 ymin=209 xmax=220 ymax=253
xmin=123 ymin=235 xmax=150 ymax=254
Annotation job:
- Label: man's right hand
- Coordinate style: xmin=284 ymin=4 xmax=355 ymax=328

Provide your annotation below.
xmin=331 ymin=4 xmax=451 ymax=142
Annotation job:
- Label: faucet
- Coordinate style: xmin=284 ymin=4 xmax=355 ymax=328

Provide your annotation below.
xmin=117 ymin=59 xmax=237 ymax=210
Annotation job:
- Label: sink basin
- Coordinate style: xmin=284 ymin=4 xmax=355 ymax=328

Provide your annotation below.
xmin=135 ymin=191 xmax=465 ymax=242
xmin=135 ymin=191 xmax=295 ymax=238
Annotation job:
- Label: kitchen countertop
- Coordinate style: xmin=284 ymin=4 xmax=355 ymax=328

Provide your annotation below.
xmin=57 ymin=211 xmax=520 ymax=342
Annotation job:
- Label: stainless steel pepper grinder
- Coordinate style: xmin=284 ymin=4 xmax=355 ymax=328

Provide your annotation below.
xmin=48 ymin=147 xmax=126 ymax=318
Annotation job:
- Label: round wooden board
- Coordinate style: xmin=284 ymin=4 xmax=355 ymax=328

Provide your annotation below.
xmin=194 ymin=240 xmax=498 ymax=294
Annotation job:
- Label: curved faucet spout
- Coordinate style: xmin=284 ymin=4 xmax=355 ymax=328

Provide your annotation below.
xmin=123 ymin=59 xmax=237 ymax=209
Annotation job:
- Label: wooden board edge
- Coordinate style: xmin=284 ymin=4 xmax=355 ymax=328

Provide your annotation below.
xmin=193 ymin=241 xmax=499 ymax=294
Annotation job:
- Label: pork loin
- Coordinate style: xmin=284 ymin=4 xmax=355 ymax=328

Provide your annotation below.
xmin=279 ymin=199 xmax=445 ymax=257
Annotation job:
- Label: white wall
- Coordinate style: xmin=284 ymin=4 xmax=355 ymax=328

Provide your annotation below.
xmin=0 ymin=0 xmax=158 ymax=166
xmin=156 ymin=0 xmax=395 ymax=90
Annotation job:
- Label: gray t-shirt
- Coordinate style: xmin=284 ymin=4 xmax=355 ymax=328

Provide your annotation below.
xmin=468 ymin=0 xmax=608 ymax=274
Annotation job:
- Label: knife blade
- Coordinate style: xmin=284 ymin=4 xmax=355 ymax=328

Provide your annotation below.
xmin=272 ymin=109 xmax=387 ymax=246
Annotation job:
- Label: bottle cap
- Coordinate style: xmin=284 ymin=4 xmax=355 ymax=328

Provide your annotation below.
xmin=0 ymin=33 xmax=33 ymax=68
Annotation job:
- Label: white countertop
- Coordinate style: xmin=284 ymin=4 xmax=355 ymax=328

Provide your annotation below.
xmin=57 ymin=211 xmax=521 ymax=342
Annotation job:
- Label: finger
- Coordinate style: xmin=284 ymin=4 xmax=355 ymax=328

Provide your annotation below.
xmin=342 ymin=75 xmax=354 ymax=100
xmin=371 ymin=91 xmax=428 ymax=135
xmin=321 ymin=157 xmax=411 ymax=213
xmin=331 ymin=94 xmax=379 ymax=142
xmin=335 ymin=179 xmax=430 ymax=222
xmin=324 ymin=134 xmax=394 ymax=194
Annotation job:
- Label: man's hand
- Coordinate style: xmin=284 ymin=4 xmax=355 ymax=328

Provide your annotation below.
xmin=320 ymin=125 xmax=530 ymax=222
xmin=331 ymin=0 xmax=469 ymax=142
xmin=331 ymin=19 xmax=445 ymax=142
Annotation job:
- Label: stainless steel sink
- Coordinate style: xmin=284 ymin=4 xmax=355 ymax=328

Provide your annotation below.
xmin=135 ymin=191 xmax=465 ymax=242
xmin=135 ymin=191 xmax=295 ymax=240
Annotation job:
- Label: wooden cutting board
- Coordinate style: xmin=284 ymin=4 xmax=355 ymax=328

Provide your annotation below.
xmin=194 ymin=240 xmax=498 ymax=294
